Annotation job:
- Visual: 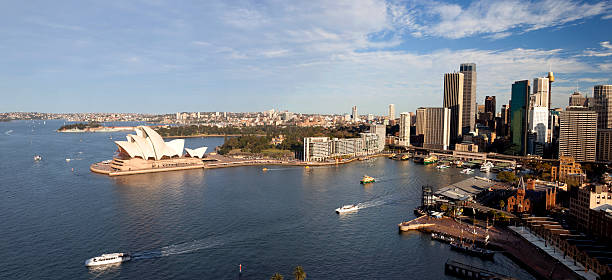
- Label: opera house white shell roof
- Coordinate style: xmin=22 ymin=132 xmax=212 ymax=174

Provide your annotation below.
xmin=115 ymin=126 xmax=206 ymax=160
xmin=185 ymin=147 xmax=208 ymax=158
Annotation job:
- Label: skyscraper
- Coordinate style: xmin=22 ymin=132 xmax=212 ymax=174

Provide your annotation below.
xmin=559 ymin=107 xmax=597 ymax=162
xmin=460 ymin=63 xmax=476 ymax=134
xmin=423 ymin=107 xmax=451 ymax=150
xmin=352 ymin=106 xmax=358 ymax=122
xmin=594 ymin=85 xmax=612 ymax=129
xmin=416 ymin=107 xmax=426 ymax=135
xmin=510 ymin=80 xmax=530 ymax=156
xmin=443 ymin=72 xmax=464 ymax=142
xmin=485 ymin=96 xmax=496 ymax=120
xmin=532 ymin=77 xmax=550 ymax=108
xmin=399 ymin=112 xmax=410 ymax=146
xmin=529 ymin=106 xmax=549 ymax=143
xmin=547 ymin=71 xmax=554 ymax=109
xmin=388 ymin=104 xmax=395 ymax=120
xmin=569 ymin=91 xmax=587 ymax=107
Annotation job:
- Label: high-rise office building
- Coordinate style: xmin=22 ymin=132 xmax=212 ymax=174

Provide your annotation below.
xmin=352 ymin=106 xmax=358 ymax=122
xmin=532 ymin=77 xmax=550 ymax=108
xmin=485 ymin=96 xmax=496 ymax=120
xmin=460 ymin=63 xmax=476 ymax=134
xmin=569 ymin=91 xmax=587 ymax=107
xmin=399 ymin=112 xmax=410 ymax=146
xmin=388 ymin=104 xmax=395 ymax=120
xmin=594 ymin=85 xmax=612 ymax=129
xmin=510 ymin=80 xmax=530 ymax=155
xmin=499 ymin=104 xmax=510 ymax=137
xmin=597 ymin=129 xmax=612 ymax=162
xmin=443 ymin=72 xmax=464 ymax=142
xmin=370 ymin=124 xmax=386 ymax=152
xmin=559 ymin=107 xmax=597 ymax=162
xmin=416 ymin=107 xmax=426 ymax=135
xmin=529 ymin=106 xmax=549 ymax=143
xmin=423 ymin=107 xmax=451 ymax=150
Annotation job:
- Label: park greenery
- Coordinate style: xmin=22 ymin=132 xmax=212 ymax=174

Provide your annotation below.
xmin=164 ymin=124 xmax=370 ymax=158
xmin=57 ymin=122 xmax=101 ymax=131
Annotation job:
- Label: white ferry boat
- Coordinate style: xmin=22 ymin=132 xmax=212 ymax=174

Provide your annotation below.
xmin=84 ymin=252 xmax=131 ymax=267
xmin=335 ymin=204 xmax=358 ymax=214
xmin=461 ymin=168 xmax=474 ymax=174
xmin=480 ymin=162 xmax=494 ymax=172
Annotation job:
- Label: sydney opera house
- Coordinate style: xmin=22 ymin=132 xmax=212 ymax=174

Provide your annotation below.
xmin=91 ymin=126 xmax=208 ymax=176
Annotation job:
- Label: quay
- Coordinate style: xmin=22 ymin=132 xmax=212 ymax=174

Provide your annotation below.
xmin=444 ymin=259 xmax=515 ymax=280
xmin=91 ymin=153 xmax=390 ymax=176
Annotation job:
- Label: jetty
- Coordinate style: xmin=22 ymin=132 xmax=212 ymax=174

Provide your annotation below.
xmin=398 ymin=215 xmax=434 ymax=231
xmin=444 ymin=259 xmax=515 ymax=280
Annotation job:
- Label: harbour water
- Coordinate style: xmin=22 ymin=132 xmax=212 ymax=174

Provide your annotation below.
xmin=0 ymin=120 xmax=535 ymax=279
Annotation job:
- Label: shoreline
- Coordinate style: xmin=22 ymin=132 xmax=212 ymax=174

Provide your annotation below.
xmin=90 ymin=153 xmax=391 ymax=176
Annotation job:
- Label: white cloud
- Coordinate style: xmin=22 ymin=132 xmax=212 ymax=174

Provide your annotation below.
xmin=390 ymin=0 xmax=609 ymax=39
xmin=580 ymin=41 xmax=612 ymax=57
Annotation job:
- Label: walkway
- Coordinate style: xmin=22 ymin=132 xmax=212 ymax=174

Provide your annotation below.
xmin=508 ymin=226 xmax=600 ymax=280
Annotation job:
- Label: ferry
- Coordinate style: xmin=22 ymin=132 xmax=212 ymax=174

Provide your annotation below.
xmin=461 ymin=168 xmax=474 ymax=174
xmin=454 ymin=160 xmax=464 ymax=167
xmin=423 ymin=155 xmax=438 ymax=165
xmin=431 ymin=232 xmax=455 ymax=243
xmin=335 ymin=204 xmax=358 ymax=214
xmin=401 ymin=154 xmax=411 ymax=161
xmin=360 ymin=175 xmax=375 ymax=184
xmin=84 ymin=252 xmax=131 ymax=267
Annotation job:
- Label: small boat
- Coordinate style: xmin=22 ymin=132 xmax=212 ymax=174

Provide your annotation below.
xmin=423 ymin=155 xmax=438 ymax=165
xmin=65 ymin=158 xmax=71 ymax=162
xmin=34 ymin=155 xmax=42 ymax=161
xmin=84 ymin=252 xmax=131 ymax=267
xmin=360 ymin=175 xmax=375 ymax=184
xmin=401 ymin=154 xmax=411 ymax=161
xmin=335 ymin=204 xmax=358 ymax=214
xmin=461 ymin=168 xmax=474 ymax=174
xmin=449 ymin=242 xmax=494 ymax=259
xmin=262 ymin=168 xmax=268 ymax=171
xmin=454 ymin=160 xmax=464 ymax=167
xmin=431 ymin=232 xmax=455 ymax=243
xmin=436 ymin=164 xmax=450 ymax=169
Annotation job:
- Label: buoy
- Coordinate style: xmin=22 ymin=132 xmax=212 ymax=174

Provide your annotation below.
xmin=305 ymin=166 xmax=309 ymax=169
xmin=71 ymin=168 xmax=74 ymax=172
xmin=262 ymin=168 xmax=268 ymax=171
xmin=239 ymin=264 xmax=242 ymax=273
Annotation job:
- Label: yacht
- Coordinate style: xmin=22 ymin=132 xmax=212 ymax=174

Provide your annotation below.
xmin=335 ymin=204 xmax=358 ymax=214
xmin=480 ymin=162 xmax=494 ymax=172
xmin=84 ymin=252 xmax=131 ymax=267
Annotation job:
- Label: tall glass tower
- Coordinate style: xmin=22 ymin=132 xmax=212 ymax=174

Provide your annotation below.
xmin=510 ymin=80 xmax=530 ymax=155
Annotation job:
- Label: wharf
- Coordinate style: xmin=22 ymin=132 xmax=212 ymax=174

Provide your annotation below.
xmin=445 ymin=259 xmax=515 ymax=280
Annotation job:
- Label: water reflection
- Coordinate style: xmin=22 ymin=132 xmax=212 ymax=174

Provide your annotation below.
xmin=113 ymin=169 xmax=205 ymax=189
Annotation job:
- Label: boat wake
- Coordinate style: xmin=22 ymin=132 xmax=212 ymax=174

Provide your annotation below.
xmin=356 ymin=195 xmax=400 ymax=210
xmin=4 ymin=130 xmax=13 ymax=135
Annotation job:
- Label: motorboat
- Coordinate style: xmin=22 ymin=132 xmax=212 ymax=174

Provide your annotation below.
xmin=480 ymin=162 xmax=494 ymax=172
xmin=335 ymin=204 xmax=358 ymax=214
xmin=84 ymin=252 xmax=131 ymax=267
xmin=461 ymin=168 xmax=474 ymax=174
xmin=33 ymin=155 xmax=42 ymax=161
xmin=360 ymin=175 xmax=375 ymax=184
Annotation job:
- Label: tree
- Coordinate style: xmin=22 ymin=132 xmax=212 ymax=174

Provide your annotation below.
xmin=293 ymin=266 xmax=306 ymax=280
xmin=271 ymin=273 xmax=284 ymax=280
xmin=497 ymin=171 xmax=517 ymax=183
xmin=499 ymin=200 xmax=505 ymax=210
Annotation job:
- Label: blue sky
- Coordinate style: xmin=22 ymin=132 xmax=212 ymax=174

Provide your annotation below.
xmin=1 ymin=0 xmax=611 ymax=115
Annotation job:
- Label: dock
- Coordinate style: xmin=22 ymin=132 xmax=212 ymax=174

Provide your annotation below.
xmin=445 ymin=259 xmax=515 ymax=280
xmin=398 ymin=215 xmax=434 ymax=231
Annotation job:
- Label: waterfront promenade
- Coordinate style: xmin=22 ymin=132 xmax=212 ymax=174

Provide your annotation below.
xmin=406 ymin=215 xmax=586 ymax=280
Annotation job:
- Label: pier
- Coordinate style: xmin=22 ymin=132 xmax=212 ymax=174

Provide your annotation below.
xmin=444 ymin=259 xmax=515 ymax=280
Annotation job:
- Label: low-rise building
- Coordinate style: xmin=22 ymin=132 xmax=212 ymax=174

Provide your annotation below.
xmin=570 ymin=185 xmax=612 ymax=232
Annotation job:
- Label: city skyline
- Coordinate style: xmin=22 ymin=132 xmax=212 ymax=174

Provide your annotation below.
xmin=1 ymin=0 xmax=612 ymax=114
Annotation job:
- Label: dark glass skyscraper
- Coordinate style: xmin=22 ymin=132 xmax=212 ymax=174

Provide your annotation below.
xmin=510 ymin=80 xmax=530 ymax=155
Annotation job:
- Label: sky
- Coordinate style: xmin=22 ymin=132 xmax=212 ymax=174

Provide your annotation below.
xmin=1 ymin=0 xmax=611 ymax=115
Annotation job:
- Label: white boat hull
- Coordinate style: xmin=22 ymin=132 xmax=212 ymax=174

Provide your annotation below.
xmin=85 ymin=253 xmax=130 ymax=267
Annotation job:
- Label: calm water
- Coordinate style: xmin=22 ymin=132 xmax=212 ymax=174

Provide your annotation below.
xmin=0 ymin=120 xmax=534 ymax=279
